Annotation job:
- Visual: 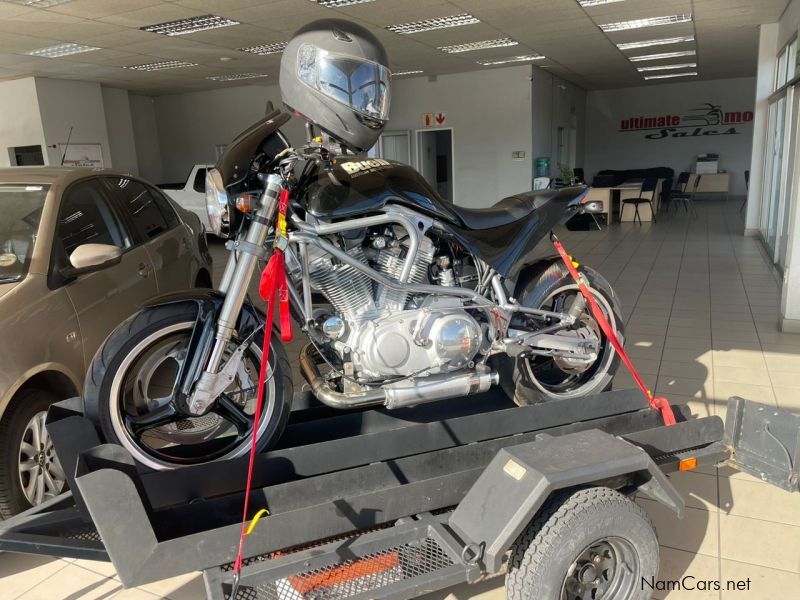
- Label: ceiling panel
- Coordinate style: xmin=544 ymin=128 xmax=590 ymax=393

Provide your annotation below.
xmin=0 ymin=0 xmax=790 ymax=94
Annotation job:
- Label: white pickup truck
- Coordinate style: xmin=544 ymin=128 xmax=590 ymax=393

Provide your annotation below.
xmin=159 ymin=164 xmax=213 ymax=231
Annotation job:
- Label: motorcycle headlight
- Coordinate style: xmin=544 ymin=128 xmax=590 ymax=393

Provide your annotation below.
xmin=205 ymin=168 xmax=231 ymax=238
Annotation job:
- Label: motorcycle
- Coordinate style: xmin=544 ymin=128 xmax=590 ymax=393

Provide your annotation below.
xmin=82 ymin=109 xmax=622 ymax=470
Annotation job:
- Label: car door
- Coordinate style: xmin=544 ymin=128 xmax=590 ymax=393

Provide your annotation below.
xmin=104 ymin=176 xmax=195 ymax=293
xmin=55 ymin=178 xmax=158 ymax=369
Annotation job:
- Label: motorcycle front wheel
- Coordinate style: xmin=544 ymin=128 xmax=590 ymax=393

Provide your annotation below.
xmin=83 ymin=302 xmax=293 ymax=470
xmin=499 ymin=261 xmax=624 ymax=406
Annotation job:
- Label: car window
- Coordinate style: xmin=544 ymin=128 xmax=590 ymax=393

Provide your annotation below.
xmin=192 ymin=168 xmax=206 ymax=194
xmin=58 ymin=181 xmax=131 ymax=256
xmin=148 ymin=186 xmax=181 ymax=229
xmin=112 ymin=178 xmax=172 ymax=240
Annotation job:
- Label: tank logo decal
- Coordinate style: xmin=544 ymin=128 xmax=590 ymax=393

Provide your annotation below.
xmin=340 ymin=158 xmax=392 ymax=177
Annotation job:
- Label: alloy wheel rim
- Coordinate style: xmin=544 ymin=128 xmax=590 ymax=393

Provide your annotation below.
xmin=524 ymin=284 xmax=618 ymax=398
xmin=108 ymin=322 xmax=276 ymax=470
xmin=18 ymin=410 xmax=66 ymax=506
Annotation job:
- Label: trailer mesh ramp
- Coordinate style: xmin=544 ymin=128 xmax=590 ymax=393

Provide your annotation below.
xmin=204 ymin=519 xmax=466 ymax=600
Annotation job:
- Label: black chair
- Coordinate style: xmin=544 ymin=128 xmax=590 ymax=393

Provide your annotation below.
xmin=740 ymin=170 xmax=750 ymax=213
xmin=622 ymin=177 xmax=658 ymax=224
xmin=659 ymin=177 xmax=674 ymax=214
xmin=573 ymin=167 xmax=585 ymax=183
xmin=674 ymin=174 xmax=700 ymax=217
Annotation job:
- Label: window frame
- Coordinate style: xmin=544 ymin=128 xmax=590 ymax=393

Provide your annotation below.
xmin=48 ymin=176 xmax=135 ymax=289
xmin=100 ymin=176 xmax=179 ymax=244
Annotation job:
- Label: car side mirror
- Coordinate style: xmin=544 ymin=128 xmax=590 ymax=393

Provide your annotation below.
xmin=63 ymin=243 xmax=123 ymax=277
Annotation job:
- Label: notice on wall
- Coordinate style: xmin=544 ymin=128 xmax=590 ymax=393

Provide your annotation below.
xmin=422 ymin=112 xmax=447 ymax=127
xmin=58 ymin=143 xmax=104 ymax=168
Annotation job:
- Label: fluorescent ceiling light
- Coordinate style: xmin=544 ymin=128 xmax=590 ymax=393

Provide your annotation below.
xmin=239 ymin=41 xmax=287 ymax=55
xmin=207 ymin=73 xmax=269 ymax=82
xmin=25 ymin=43 xmax=99 ymax=57
xmin=391 ymin=70 xmax=423 ymax=76
xmin=309 ymin=0 xmax=375 ymax=7
xmin=477 ymin=54 xmax=545 ymax=66
xmin=599 ymin=14 xmax=692 ymax=32
xmin=124 ymin=60 xmax=197 ymax=71
xmin=438 ymin=38 xmax=518 ymax=54
xmin=578 ymin=0 xmax=625 ymax=6
xmin=141 ymin=15 xmax=239 ymax=36
xmin=617 ymin=35 xmax=694 ymax=50
xmin=644 ymin=71 xmax=697 ymax=80
xmin=387 ymin=14 xmax=480 ymax=35
xmin=3 ymin=0 xmax=74 ymax=6
xmin=629 ymin=49 xmax=696 ymax=62
xmin=637 ymin=62 xmax=697 ymax=72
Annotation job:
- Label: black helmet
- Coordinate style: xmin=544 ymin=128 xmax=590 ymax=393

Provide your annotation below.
xmin=280 ymin=19 xmax=390 ymax=152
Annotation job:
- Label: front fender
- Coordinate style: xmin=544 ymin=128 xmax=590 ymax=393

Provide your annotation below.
xmin=142 ymin=289 xmax=266 ymax=342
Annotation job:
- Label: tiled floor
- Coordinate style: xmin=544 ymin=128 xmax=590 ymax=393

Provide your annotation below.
xmin=3 ymin=198 xmax=799 ymax=599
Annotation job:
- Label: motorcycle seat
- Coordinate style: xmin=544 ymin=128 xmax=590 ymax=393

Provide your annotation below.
xmin=450 ymin=189 xmax=562 ymax=230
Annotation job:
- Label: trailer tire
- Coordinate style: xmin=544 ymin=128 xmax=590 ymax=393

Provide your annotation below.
xmin=505 ymin=487 xmax=658 ymax=600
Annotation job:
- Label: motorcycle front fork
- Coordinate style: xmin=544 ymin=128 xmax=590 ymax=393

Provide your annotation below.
xmin=185 ymin=174 xmax=284 ymax=415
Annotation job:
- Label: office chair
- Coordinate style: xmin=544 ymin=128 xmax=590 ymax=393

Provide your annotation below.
xmin=621 ymin=177 xmax=658 ymax=224
xmin=674 ymin=175 xmax=700 ymax=218
xmin=659 ymin=177 xmax=674 ymax=215
xmin=740 ymin=170 xmax=750 ymax=213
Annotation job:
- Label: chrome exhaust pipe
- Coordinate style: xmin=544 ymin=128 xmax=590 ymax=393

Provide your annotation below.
xmin=299 ymin=344 xmax=499 ymax=410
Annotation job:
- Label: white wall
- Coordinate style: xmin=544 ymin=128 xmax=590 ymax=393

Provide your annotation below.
xmin=101 ymin=87 xmax=138 ymax=175
xmin=389 ymin=66 xmax=532 ymax=207
xmin=128 ymin=94 xmax=164 ymax=184
xmin=146 ymin=67 xmax=533 ymax=207
xmin=531 ymin=67 xmax=587 ymax=176
xmin=153 ymin=84 xmax=306 ymax=183
xmin=0 ymin=78 xmax=45 ymax=167
xmin=585 ymin=77 xmax=756 ymax=195
xmin=34 ymin=78 xmax=112 ymax=168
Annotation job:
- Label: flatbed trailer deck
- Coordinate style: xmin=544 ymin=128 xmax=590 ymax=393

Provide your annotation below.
xmin=0 ymin=389 xmax=797 ymax=600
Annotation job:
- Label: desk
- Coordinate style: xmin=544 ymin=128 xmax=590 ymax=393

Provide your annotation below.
xmin=687 ymin=173 xmax=730 ymax=198
xmin=586 ymin=180 xmax=662 ymax=223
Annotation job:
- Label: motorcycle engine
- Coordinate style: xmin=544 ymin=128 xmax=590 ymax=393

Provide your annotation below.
xmin=302 ymin=228 xmax=483 ymax=381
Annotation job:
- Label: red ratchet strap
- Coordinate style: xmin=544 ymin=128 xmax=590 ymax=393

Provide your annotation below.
xmin=231 ymin=188 xmax=294 ymax=595
xmin=551 ymin=235 xmax=676 ymax=426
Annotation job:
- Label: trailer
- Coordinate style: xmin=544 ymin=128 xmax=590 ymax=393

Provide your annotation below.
xmin=0 ymin=389 xmax=797 ymax=600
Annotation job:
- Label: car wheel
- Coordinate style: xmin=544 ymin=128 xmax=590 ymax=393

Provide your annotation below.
xmin=0 ymin=389 xmax=66 ymax=518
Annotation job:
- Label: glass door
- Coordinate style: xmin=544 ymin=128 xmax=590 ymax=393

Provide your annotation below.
xmin=761 ymin=94 xmax=788 ymax=257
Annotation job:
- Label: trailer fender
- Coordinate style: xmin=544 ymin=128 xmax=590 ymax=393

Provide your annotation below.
xmin=448 ymin=428 xmax=684 ymax=573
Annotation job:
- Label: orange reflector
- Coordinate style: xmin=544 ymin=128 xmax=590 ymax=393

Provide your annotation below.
xmin=288 ymin=551 xmax=400 ymax=594
xmin=236 ymin=194 xmax=256 ymax=213
xmin=679 ymin=457 xmax=697 ymax=472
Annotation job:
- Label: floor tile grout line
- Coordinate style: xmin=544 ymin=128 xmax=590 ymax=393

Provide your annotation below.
xmin=11 ymin=560 xmax=73 ymax=600
xmin=720 ymin=201 xmax=780 ymax=407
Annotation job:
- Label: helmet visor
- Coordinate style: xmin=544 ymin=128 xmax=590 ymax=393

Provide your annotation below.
xmin=298 ymin=44 xmax=390 ymax=121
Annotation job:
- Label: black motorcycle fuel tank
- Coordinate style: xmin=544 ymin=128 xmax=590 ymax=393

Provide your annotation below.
xmin=304 ymin=157 xmax=586 ymax=281
xmin=304 ymin=158 xmax=463 ymax=226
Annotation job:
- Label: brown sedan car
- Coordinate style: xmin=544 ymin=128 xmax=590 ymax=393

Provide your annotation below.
xmin=0 ymin=168 xmax=213 ymax=517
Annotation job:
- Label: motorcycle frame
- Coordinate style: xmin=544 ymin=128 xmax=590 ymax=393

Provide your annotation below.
xmin=188 ymin=171 xmax=593 ymax=414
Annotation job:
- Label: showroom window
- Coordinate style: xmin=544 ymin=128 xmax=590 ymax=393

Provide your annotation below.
xmin=762 ymin=34 xmax=800 ymax=269
xmin=113 ymin=179 xmax=173 ymax=240
xmin=59 ymin=181 xmax=132 ymax=255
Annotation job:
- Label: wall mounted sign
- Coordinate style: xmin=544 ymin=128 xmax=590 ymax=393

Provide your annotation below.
xmin=58 ymin=143 xmax=104 ymax=167
xmin=618 ymin=103 xmax=753 ymax=140
xmin=422 ymin=112 xmax=446 ymax=127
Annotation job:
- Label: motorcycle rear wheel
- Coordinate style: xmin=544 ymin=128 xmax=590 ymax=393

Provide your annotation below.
xmin=499 ymin=262 xmax=624 ymax=406
xmin=83 ymin=302 xmax=292 ymax=470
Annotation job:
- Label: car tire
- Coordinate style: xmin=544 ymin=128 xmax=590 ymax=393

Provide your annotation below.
xmin=0 ymin=389 xmax=65 ymax=518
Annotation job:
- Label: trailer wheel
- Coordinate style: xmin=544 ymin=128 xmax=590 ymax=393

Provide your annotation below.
xmin=505 ymin=487 xmax=657 ymax=600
